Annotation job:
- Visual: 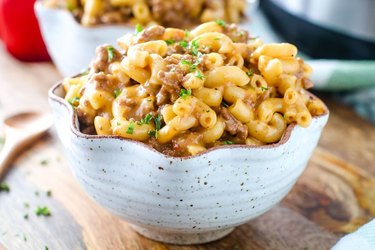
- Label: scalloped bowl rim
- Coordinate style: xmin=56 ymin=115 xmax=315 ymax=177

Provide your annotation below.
xmin=48 ymin=81 xmax=329 ymax=160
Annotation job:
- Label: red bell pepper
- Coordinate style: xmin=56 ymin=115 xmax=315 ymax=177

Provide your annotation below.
xmin=0 ymin=0 xmax=50 ymax=61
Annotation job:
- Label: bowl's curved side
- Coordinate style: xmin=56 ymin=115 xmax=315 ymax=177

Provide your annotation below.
xmin=34 ymin=1 xmax=133 ymax=76
xmin=49 ymin=82 xmax=329 ymax=234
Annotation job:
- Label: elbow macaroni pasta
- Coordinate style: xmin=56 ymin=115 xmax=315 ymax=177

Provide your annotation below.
xmin=44 ymin=0 xmax=247 ymax=28
xmin=64 ymin=21 xmax=327 ymax=157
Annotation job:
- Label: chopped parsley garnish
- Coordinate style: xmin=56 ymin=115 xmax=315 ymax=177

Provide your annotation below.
xmin=165 ymin=39 xmax=175 ymax=45
xmin=154 ymin=115 xmax=162 ymax=131
xmin=126 ymin=121 xmax=135 ymax=134
xmin=195 ymin=70 xmax=205 ymax=80
xmin=190 ymin=39 xmax=200 ymax=56
xmin=178 ymin=40 xmax=189 ymax=49
xmin=181 ymin=53 xmax=203 ymax=72
xmin=0 ymin=183 xmax=10 ymax=192
xmin=113 ymin=89 xmax=121 ymax=98
xmin=246 ymin=69 xmax=254 ymax=76
xmin=36 ymin=206 xmax=51 ymax=216
xmin=47 ymin=190 xmax=52 ymax=197
xmin=40 ymin=160 xmax=48 ymax=166
xmin=216 ymin=19 xmax=226 ymax=27
xmin=179 ymin=88 xmax=192 ymax=99
xmin=148 ymin=130 xmax=158 ymax=138
xmin=24 ymin=202 xmax=30 ymax=208
xmin=67 ymin=97 xmax=80 ymax=107
xmin=223 ymin=140 xmax=234 ymax=145
xmin=24 ymin=214 xmax=29 ymax=220
xmin=181 ymin=59 xmax=192 ymax=66
xmin=261 ymin=86 xmax=268 ymax=91
xmin=107 ymin=46 xmax=115 ymax=62
xmin=135 ymin=24 xmax=144 ymax=34
xmin=137 ymin=114 xmax=153 ymax=125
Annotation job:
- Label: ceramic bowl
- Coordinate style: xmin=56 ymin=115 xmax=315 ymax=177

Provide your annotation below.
xmin=34 ymin=0 xmax=258 ymax=77
xmin=34 ymin=1 xmax=133 ymax=76
xmin=48 ymin=81 xmax=329 ymax=244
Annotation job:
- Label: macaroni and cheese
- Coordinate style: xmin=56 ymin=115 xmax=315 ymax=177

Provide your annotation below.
xmin=44 ymin=0 xmax=247 ymax=28
xmin=63 ymin=21 xmax=327 ymax=157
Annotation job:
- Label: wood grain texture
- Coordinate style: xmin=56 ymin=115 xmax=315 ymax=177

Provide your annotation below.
xmin=0 ymin=43 xmax=374 ymax=250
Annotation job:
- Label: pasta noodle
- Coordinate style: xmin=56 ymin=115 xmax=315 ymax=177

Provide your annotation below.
xmin=63 ymin=21 xmax=328 ymax=157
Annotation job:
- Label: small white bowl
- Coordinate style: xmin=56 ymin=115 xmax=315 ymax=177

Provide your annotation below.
xmin=48 ymin=81 xmax=329 ymax=244
xmin=34 ymin=0 xmax=258 ymax=77
xmin=34 ymin=1 xmax=133 ymax=76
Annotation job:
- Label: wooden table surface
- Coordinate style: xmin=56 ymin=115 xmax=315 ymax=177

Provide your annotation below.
xmin=0 ymin=43 xmax=374 ymax=250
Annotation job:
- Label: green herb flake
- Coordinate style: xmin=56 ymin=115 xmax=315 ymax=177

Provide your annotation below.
xmin=36 ymin=206 xmax=51 ymax=217
xmin=154 ymin=115 xmax=162 ymax=131
xmin=221 ymin=102 xmax=229 ymax=108
xmin=179 ymin=88 xmax=192 ymax=99
xmin=178 ymin=40 xmax=189 ymax=49
xmin=246 ymin=69 xmax=254 ymax=76
xmin=214 ymin=37 xmax=220 ymax=41
xmin=126 ymin=121 xmax=135 ymax=134
xmin=223 ymin=140 xmax=234 ymax=145
xmin=40 ymin=160 xmax=48 ymax=166
xmin=23 ymin=235 xmax=27 ymax=242
xmin=195 ymin=70 xmax=205 ymax=80
xmin=181 ymin=59 xmax=192 ymax=66
xmin=45 ymin=246 xmax=49 ymax=250
xmin=107 ymin=46 xmax=115 ymax=62
xmin=190 ymin=39 xmax=200 ymax=56
xmin=148 ymin=130 xmax=158 ymax=138
xmin=114 ymin=89 xmax=121 ymax=98
xmin=138 ymin=114 xmax=153 ymax=125
xmin=67 ymin=97 xmax=80 ymax=107
xmin=165 ymin=39 xmax=175 ymax=45
xmin=135 ymin=24 xmax=144 ymax=34
xmin=0 ymin=183 xmax=10 ymax=192
xmin=261 ymin=86 xmax=268 ymax=91
xmin=24 ymin=202 xmax=30 ymax=208
xmin=46 ymin=190 xmax=52 ymax=197
xmin=24 ymin=214 xmax=29 ymax=220
xmin=216 ymin=19 xmax=226 ymax=27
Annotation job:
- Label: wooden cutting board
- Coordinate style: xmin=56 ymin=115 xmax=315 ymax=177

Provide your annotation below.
xmin=0 ymin=44 xmax=374 ymax=250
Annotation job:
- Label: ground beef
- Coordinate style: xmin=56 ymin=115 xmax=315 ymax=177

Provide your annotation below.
xmin=167 ymin=43 xmax=186 ymax=56
xmin=136 ymin=25 xmax=165 ymax=43
xmin=157 ymin=71 xmax=183 ymax=103
xmin=223 ymin=23 xmax=249 ymax=43
xmin=302 ymin=78 xmax=314 ymax=89
xmin=91 ymin=45 xmax=122 ymax=73
xmin=87 ymin=72 xmax=117 ymax=92
xmin=220 ymin=107 xmax=248 ymax=140
xmin=148 ymin=0 xmax=192 ymax=28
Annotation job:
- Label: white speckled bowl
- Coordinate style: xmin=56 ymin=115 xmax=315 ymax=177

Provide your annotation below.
xmin=34 ymin=0 xmax=258 ymax=77
xmin=34 ymin=1 xmax=134 ymax=76
xmin=48 ymin=81 xmax=328 ymax=245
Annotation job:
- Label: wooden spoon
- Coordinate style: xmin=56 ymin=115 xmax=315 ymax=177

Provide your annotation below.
xmin=0 ymin=112 xmax=53 ymax=180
